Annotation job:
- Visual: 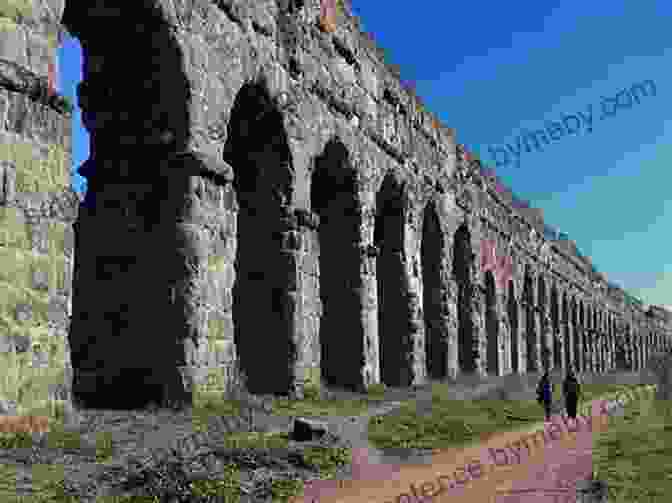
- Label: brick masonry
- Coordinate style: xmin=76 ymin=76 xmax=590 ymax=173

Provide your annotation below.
xmin=0 ymin=0 xmax=670 ymax=410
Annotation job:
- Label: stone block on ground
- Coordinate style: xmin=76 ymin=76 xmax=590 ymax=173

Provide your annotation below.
xmin=0 ymin=398 xmax=18 ymax=415
xmin=575 ymin=478 xmax=609 ymax=502
xmin=291 ymin=417 xmax=328 ymax=441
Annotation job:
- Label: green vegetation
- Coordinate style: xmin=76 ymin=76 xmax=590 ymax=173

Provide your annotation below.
xmin=367 ymin=381 xmax=652 ymax=452
xmin=368 ymin=382 xmax=543 ymax=451
xmin=0 ymin=356 xmax=658 ymax=503
xmin=592 ymin=385 xmax=671 ymax=502
xmin=194 ymin=387 xmax=373 ymax=419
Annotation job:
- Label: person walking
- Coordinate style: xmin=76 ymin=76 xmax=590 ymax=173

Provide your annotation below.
xmin=536 ymin=370 xmax=553 ymax=421
xmin=563 ymin=366 xmax=581 ymax=419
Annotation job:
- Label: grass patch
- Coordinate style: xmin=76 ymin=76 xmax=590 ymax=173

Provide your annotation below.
xmin=268 ymin=394 xmax=372 ymax=417
xmin=367 ymin=381 xmax=652 ymax=452
xmin=592 ymin=385 xmax=671 ymax=502
xmin=192 ymin=389 xmax=372 ymax=425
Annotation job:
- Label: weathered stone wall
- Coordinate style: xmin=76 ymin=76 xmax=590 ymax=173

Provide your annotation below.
xmin=0 ymin=0 xmax=77 ymax=410
xmin=0 ymin=0 xmax=670 ymax=409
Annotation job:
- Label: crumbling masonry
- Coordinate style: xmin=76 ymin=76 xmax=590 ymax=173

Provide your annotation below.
xmin=1 ymin=0 xmax=671 ymax=410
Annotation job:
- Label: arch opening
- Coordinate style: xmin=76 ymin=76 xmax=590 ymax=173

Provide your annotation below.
xmin=453 ymin=224 xmax=476 ymax=374
xmin=311 ymin=139 xmax=362 ymax=390
xmin=524 ymin=273 xmax=536 ymax=372
xmin=375 ymin=174 xmax=410 ymax=386
xmin=571 ymin=299 xmax=580 ymax=372
xmin=551 ymin=286 xmax=561 ymax=369
xmin=579 ymin=304 xmax=586 ymax=372
xmin=586 ymin=306 xmax=593 ymax=372
xmin=538 ymin=276 xmax=549 ymax=371
xmin=225 ymin=81 xmax=294 ymax=395
xmin=485 ymin=271 xmax=499 ymax=376
xmin=562 ymin=294 xmax=571 ymax=370
xmin=507 ymin=281 xmax=519 ymax=373
xmin=421 ymin=202 xmax=447 ymax=380
xmin=66 ymin=5 xmax=192 ymax=410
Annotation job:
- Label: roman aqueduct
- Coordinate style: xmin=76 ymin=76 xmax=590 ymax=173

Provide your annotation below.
xmin=0 ymin=0 xmax=670 ymax=409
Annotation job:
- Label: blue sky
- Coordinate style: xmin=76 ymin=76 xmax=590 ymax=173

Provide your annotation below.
xmin=57 ymin=0 xmax=671 ymax=307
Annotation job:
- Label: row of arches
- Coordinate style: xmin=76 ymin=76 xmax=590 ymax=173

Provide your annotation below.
xmin=219 ymin=81 xmax=666 ymax=393
xmin=58 ymin=5 xmax=672 ymax=408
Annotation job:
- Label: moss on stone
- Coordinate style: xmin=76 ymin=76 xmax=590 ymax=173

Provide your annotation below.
xmin=45 ymin=220 xmax=68 ymax=257
xmin=207 ymin=314 xmax=227 ymax=343
xmin=0 ymin=245 xmax=67 ymax=298
xmin=0 ymin=238 xmax=69 ymax=404
xmin=1 ymin=142 xmax=69 ymax=194
xmin=0 ymin=247 xmax=30 ymax=289
xmin=0 ymin=1 xmax=32 ymax=22
xmin=207 ymin=254 xmax=228 ymax=274
xmin=0 ymin=206 xmax=29 ymax=249
xmin=200 ymin=367 xmax=227 ymax=394
xmin=303 ymin=366 xmax=321 ymax=390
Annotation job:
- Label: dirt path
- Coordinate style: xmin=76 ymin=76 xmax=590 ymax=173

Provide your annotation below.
xmin=0 ymin=371 xmax=649 ymax=501
xmin=291 ymin=388 xmax=649 ymax=502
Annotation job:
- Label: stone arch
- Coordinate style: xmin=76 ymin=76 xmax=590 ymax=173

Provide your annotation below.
xmin=374 ymin=173 xmax=411 ymax=386
xmin=594 ymin=307 xmax=599 ymax=332
xmin=615 ymin=317 xmax=627 ymax=370
xmin=453 ymin=223 xmax=476 ymax=373
xmin=585 ymin=303 xmax=592 ymax=372
xmin=537 ymin=274 xmax=549 ymax=370
xmin=421 ymin=200 xmax=447 ymax=380
xmin=485 ymin=270 xmax=499 ymax=376
xmin=579 ymin=301 xmax=587 ymax=372
xmin=550 ymin=284 xmax=561 ymax=369
xmin=225 ymin=81 xmax=295 ymax=394
xmin=523 ymin=268 xmax=536 ymax=372
xmin=603 ymin=312 xmax=608 ymax=371
xmin=594 ymin=307 xmax=601 ymax=372
xmin=570 ymin=297 xmax=579 ymax=371
xmin=561 ymin=291 xmax=570 ymax=370
xmin=311 ymin=138 xmax=363 ymax=389
xmin=65 ymin=3 xmax=196 ymax=409
xmin=507 ymin=280 xmax=519 ymax=373
xmin=626 ymin=322 xmax=633 ymax=369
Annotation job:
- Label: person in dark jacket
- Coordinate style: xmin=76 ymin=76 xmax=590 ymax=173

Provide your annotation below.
xmin=563 ymin=366 xmax=581 ymax=419
xmin=536 ymin=370 xmax=553 ymax=421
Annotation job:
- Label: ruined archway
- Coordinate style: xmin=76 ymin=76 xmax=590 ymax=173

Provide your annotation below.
xmin=225 ymin=81 xmax=294 ymax=395
xmin=600 ymin=311 xmax=606 ymax=372
xmin=562 ymin=293 xmax=571 ymax=370
xmin=550 ymin=285 xmax=561 ymax=369
xmin=625 ymin=324 xmax=633 ymax=369
xmin=593 ymin=308 xmax=600 ymax=372
xmin=615 ymin=319 xmax=627 ymax=370
xmin=571 ymin=298 xmax=580 ymax=371
xmin=421 ymin=201 xmax=447 ymax=380
xmin=65 ymin=3 xmax=194 ymax=409
xmin=507 ymin=280 xmax=519 ymax=373
xmin=453 ymin=224 xmax=476 ymax=373
xmin=586 ymin=305 xmax=593 ymax=373
xmin=579 ymin=302 xmax=586 ymax=372
xmin=524 ymin=271 xmax=536 ymax=372
xmin=375 ymin=173 xmax=411 ymax=386
xmin=538 ymin=275 xmax=549 ymax=370
xmin=485 ymin=271 xmax=499 ymax=376
xmin=311 ymin=139 xmax=362 ymax=390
